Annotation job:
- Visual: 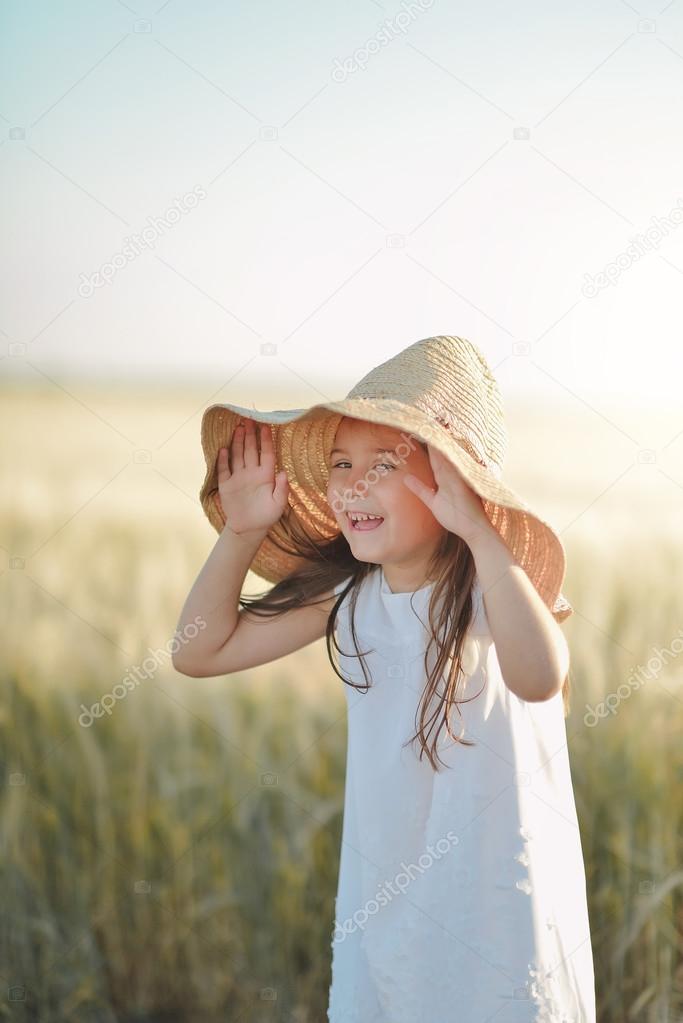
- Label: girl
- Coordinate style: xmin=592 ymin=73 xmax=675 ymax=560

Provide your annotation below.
xmin=174 ymin=335 xmax=596 ymax=1022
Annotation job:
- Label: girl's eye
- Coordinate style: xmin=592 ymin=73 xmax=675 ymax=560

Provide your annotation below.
xmin=331 ymin=461 xmax=395 ymax=472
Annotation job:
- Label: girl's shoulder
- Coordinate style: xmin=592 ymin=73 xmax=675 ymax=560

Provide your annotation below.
xmin=331 ymin=569 xmax=489 ymax=638
xmin=330 ymin=568 xmax=380 ymax=612
xmin=425 ymin=573 xmax=489 ymax=638
xmin=332 ymin=575 xmax=354 ymax=597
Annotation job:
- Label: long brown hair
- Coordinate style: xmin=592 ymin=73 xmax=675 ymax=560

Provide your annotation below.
xmin=238 ymin=468 xmax=571 ymax=773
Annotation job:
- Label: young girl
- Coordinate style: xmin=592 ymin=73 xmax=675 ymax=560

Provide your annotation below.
xmin=174 ymin=335 xmax=596 ymax=1022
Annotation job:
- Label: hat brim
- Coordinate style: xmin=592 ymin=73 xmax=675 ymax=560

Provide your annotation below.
xmin=199 ymin=398 xmax=572 ymax=622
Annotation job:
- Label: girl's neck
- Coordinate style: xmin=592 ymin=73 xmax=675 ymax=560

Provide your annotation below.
xmin=380 ymin=564 xmax=435 ymax=594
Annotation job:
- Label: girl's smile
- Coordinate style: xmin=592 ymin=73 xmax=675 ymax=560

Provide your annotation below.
xmin=346 ymin=511 xmax=385 ymax=531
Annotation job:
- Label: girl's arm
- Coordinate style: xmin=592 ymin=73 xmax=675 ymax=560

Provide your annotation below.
xmin=402 ymin=447 xmax=569 ymax=703
xmin=172 ymin=416 xmax=336 ymax=678
xmin=468 ymin=528 xmax=570 ymax=703
xmin=172 ymin=520 xmax=336 ymax=677
xmin=172 ymin=520 xmax=264 ymax=672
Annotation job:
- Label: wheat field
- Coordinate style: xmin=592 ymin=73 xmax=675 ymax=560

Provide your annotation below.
xmin=1 ymin=381 xmax=682 ymax=1021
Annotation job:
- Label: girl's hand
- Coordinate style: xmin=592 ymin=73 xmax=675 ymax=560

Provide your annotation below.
xmin=214 ymin=417 xmax=290 ymax=535
xmin=403 ymin=444 xmax=496 ymax=548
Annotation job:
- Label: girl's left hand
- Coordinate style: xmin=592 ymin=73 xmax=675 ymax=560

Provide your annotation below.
xmin=403 ymin=444 xmax=496 ymax=548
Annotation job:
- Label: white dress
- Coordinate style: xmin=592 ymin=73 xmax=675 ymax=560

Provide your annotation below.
xmin=327 ymin=566 xmax=596 ymax=1023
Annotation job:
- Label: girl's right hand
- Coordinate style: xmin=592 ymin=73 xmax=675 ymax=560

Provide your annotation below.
xmin=215 ymin=417 xmax=290 ymax=535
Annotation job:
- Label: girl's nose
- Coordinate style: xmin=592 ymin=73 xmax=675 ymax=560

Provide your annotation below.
xmin=347 ymin=471 xmax=371 ymax=497
xmin=335 ymin=481 xmax=364 ymax=509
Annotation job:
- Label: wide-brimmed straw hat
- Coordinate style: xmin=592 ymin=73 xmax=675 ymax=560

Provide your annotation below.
xmin=198 ymin=335 xmax=572 ymax=622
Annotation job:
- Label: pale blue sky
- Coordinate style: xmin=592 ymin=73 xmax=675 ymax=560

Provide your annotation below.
xmin=1 ymin=0 xmax=683 ymax=407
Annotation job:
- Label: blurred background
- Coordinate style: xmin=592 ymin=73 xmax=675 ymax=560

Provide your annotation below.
xmin=1 ymin=0 xmax=682 ymax=1020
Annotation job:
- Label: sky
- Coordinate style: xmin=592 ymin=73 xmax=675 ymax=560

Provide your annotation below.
xmin=1 ymin=0 xmax=683 ymax=411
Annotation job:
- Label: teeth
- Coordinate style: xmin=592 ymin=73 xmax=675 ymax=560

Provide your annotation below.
xmin=349 ymin=512 xmax=383 ymax=521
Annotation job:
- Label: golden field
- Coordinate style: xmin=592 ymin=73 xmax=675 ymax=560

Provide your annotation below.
xmin=1 ymin=381 xmax=682 ymax=1021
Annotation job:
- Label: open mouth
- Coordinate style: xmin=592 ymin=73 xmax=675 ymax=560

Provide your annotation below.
xmin=346 ymin=512 xmax=385 ymax=532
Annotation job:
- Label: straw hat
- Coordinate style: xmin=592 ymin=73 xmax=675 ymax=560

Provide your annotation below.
xmin=198 ymin=335 xmax=572 ymax=622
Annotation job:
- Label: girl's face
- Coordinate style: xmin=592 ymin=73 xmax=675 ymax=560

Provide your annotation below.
xmin=326 ymin=417 xmax=446 ymax=585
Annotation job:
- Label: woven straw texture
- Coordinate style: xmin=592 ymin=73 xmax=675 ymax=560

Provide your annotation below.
xmin=198 ymin=336 xmax=572 ymax=622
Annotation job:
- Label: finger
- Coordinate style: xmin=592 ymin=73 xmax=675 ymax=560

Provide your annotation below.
xmin=273 ymin=468 xmax=289 ymax=504
xmin=258 ymin=422 xmax=276 ymax=474
xmin=427 ymin=445 xmax=444 ymax=476
xmin=243 ymin=417 xmax=259 ymax=469
xmin=216 ymin=446 xmax=231 ymax=482
xmin=404 ymin=474 xmax=436 ymax=505
xmin=231 ymin=421 xmax=245 ymax=471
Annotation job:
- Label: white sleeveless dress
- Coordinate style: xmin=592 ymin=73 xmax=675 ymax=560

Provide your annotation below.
xmin=327 ymin=566 xmax=596 ymax=1023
